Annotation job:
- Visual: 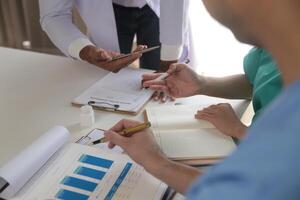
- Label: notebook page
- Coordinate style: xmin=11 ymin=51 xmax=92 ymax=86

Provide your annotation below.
xmin=157 ymin=128 xmax=235 ymax=160
xmin=73 ymin=67 xmax=154 ymax=112
xmin=147 ymin=104 xmax=215 ymax=132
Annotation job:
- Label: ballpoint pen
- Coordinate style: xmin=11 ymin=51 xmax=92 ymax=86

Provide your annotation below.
xmin=143 ymin=58 xmax=191 ymax=89
xmin=90 ymin=122 xmax=151 ymax=145
xmin=109 ymin=46 xmax=160 ymax=62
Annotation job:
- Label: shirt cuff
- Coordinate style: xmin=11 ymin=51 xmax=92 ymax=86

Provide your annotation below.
xmin=68 ymin=38 xmax=95 ymax=60
xmin=160 ymin=44 xmax=183 ymax=61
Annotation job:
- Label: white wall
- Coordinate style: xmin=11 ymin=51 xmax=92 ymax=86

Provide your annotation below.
xmin=189 ymin=1 xmax=251 ymax=77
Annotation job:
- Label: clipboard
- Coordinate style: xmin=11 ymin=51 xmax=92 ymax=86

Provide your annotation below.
xmin=72 ymin=67 xmax=155 ymax=115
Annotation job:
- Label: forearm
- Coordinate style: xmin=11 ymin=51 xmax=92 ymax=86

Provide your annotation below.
xmin=39 ymin=0 xmax=92 ymax=58
xmin=144 ymin=157 xmax=201 ymax=194
xmin=199 ymin=74 xmax=253 ymax=99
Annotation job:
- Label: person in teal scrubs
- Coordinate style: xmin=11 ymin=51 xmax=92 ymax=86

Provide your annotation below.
xmin=143 ymin=47 xmax=283 ymax=139
xmin=244 ymin=48 xmax=283 ymax=118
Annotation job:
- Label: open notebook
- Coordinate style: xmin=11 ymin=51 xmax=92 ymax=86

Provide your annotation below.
xmin=72 ymin=67 xmax=155 ymax=115
xmin=0 ymin=126 xmax=166 ymax=200
xmin=146 ymin=104 xmax=236 ymax=162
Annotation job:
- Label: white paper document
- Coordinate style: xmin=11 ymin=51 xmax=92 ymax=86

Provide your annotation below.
xmin=1 ymin=126 xmax=166 ymax=200
xmin=13 ymin=143 xmax=166 ymax=200
xmin=72 ymin=67 xmax=155 ymax=114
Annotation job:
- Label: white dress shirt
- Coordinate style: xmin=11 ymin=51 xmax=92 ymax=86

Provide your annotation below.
xmin=39 ymin=0 xmax=188 ymax=62
xmin=112 ymin=0 xmax=147 ymax=8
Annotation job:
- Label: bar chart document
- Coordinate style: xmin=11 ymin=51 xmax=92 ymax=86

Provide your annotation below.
xmin=14 ymin=144 xmax=166 ymax=200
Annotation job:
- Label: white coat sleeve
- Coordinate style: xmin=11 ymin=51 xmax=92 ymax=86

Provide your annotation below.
xmin=160 ymin=0 xmax=189 ymax=61
xmin=39 ymin=0 xmax=94 ymax=60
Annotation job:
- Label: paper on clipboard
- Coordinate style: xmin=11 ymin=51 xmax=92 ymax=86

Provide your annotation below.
xmin=72 ymin=67 xmax=155 ymax=114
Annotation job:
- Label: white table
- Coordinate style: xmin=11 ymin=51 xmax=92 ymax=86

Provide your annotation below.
xmin=0 ymin=47 xmax=249 ymax=168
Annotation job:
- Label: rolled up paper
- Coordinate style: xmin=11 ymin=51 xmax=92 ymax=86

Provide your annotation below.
xmin=0 ymin=126 xmax=70 ymax=199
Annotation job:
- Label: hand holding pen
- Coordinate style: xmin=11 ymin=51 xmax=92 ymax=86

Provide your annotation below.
xmin=90 ymin=122 xmax=151 ymax=145
xmin=103 ymin=119 xmax=166 ymax=168
xmin=142 ymin=61 xmax=202 ymax=98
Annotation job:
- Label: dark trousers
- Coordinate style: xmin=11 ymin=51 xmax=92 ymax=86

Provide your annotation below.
xmin=113 ymin=3 xmax=160 ymax=70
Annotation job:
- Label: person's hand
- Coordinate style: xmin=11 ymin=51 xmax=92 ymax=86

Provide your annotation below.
xmin=151 ymin=91 xmax=176 ymax=103
xmin=104 ymin=119 xmax=168 ymax=169
xmin=80 ymin=45 xmax=146 ymax=73
xmin=141 ymin=73 xmax=175 ymax=103
xmin=142 ymin=63 xmax=203 ymax=98
xmin=195 ymin=103 xmax=247 ymax=139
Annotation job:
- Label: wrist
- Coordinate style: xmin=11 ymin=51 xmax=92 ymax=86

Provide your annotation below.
xmin=233 ymin=123 xmax=247 ymax=139
xmin=143 ymin=153 xmax=170 ymax=174
xmin=196 ymin=75 xmax=207 ymax=95
xmin=79 ymin=45 xmax=96 ymax=62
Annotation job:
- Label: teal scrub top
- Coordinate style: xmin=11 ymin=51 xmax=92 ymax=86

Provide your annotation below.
xmin=243 ymin=48 xmax=283 ymax=118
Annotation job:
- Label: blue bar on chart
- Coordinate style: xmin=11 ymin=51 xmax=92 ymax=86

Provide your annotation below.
xmin=56 ymin=189 xmax=89 ymax=200
xmin=74 ymin=166 xmax=106 ymax=180
xmin=61 ymin=176 xmax=98 ymax=192
xmin=104 ymin=163 xmax=133 ymax=200
xmin=79 ymin=154 xmax=113 ymax=169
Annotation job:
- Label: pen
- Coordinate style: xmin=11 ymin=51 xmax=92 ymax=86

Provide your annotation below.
xmin=143 ymin=58 xmax=190 ymax=89
xmin=143 ymin=72 xmax=169 ymax=90
xmin=151 ymin=72 xmax=169 ymax=82
xmin=90 ymin=122 xmax=151 ymax=145
xmin=110 ymin=46 xmax=160 ymax=62
xmin=0 ymin=177 xmax=9 ymax=193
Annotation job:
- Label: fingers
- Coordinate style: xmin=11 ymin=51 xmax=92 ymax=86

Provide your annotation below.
xmin=104 ymin=130 xmax=128 ymax=149
xmin=195 ymin=107 xmax=215 ymax=116
xmin=108 ymin=119 xmax=141 ymax=133
xmin=167 ymin=63 xmax=187 ymax=74
xmin=148 ymin=85 xmax=169 ymax=93
xmin=143 ymin=80 xmax=165 ymax=88
xmin=195 ymin=103 xmax=234 ymax=121
xmin=195 ymin=114 xmax=215 ymax=126
xmin=151 ymin=91 xmax=172 ymax=103
xmin=217 ymin=103 xmax=233 ymax=110
xmin=142 ymin=73 xmax=162 ymax=81
xmin=152 ymin=91 xmax=165 ymax=102
xmin=152 ymin=91 xmax=160 ymax=101
xmin=94 ymin=49 xmax=112 ymax=62
xmin=195 ymin=105 xmax=218 ymax=120
xmin=134 ymin=45 xmax=147 ymax=52
xmin=160 ymin=92 xmax=168 ymax=103
xmin=141 ymin=73 xmax=162 ymax=89
xmin=101 ymin=53 xmax=141 ymax=72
